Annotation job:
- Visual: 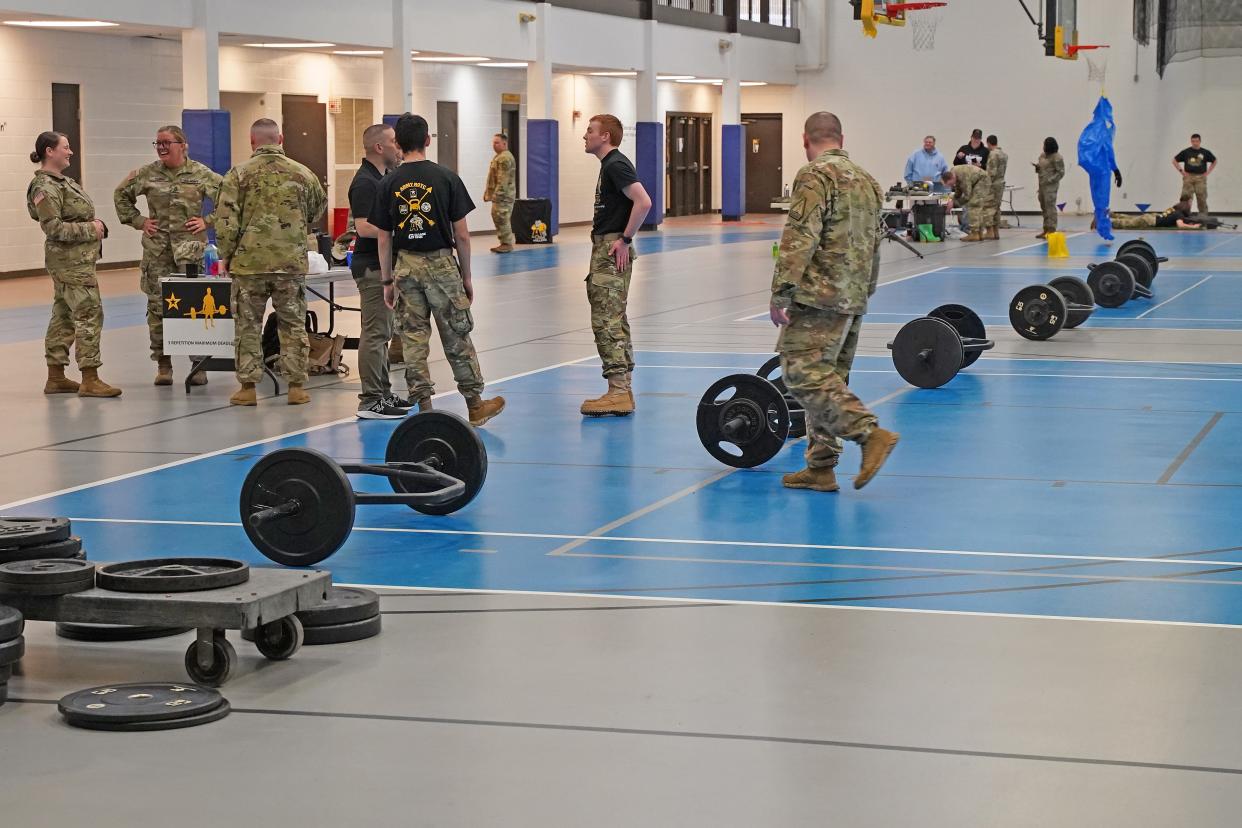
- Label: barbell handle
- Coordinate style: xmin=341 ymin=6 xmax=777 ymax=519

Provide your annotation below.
xmin=249 ymin=499 xmax=300 ymax=527
xmin=917 ymin=348 xmax=934 ymax=362
xmin=721 ymin=416 xmax=748 ymax=439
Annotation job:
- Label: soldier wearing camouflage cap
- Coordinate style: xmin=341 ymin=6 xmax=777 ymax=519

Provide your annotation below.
xmin=114 ymin=125 xmax=223 ymax=386
xmin=769 ymin=112 xmax=898 ymax=492
xmin=26 ymin=131 xmax=122 ymax=398
xmin=214 ymin=118 xmax=327 ymax=407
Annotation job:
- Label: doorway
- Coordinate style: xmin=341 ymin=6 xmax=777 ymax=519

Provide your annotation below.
xmin=742 ymin=113 xmax=783 ymax=213
xmin=437 ymin=101 xmax=459 ymax=172
xmin=281 ymin=94 xmax=329 ymax=230
xmin=666 ymin=113 xmax=713 ymax=217
xmin=51 ymin=83 xmax=82 ymax=184
xmin=502 ymin=104 xmax=521 ymax=196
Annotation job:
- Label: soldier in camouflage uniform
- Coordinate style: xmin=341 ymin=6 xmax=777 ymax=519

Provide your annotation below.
xmin=770 ymin=112 xmax=898 ymax=492
xmin=941 ymin=164 xmax=995 ymax=242
xmin=114 ymin=125 xmax=223 ymax=385
xmin=214 ymin=119 xmax=327 ymax=407
xmin=984 ymin=136 xmax=1008 ymax=241
xmin=1035 ymin=137 xmax=1065 ymax=238
xmin=26 ymin=131 xmax=122 ymax=398
xmin=483 ymin=133 xmax=516 ymax=253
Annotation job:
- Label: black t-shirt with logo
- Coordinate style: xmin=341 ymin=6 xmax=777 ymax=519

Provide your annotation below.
xmin=347 ymin=158 xmax=384 ymax=269
xmin=955 ymin=143 xmax=990 ymax=169
xmin=1155 ymin=207 xmax=1188 ymax=228
xmin=1175 ymin=146 xmax=1216 ymax=174
xmin=592 ymin=149 xmax=640 ymax=236
xmin=369 ymin=159 xmax=474 ymax=252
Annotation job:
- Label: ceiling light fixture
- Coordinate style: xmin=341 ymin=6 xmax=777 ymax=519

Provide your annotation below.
xmin=478 ymin=62 xmax=529 ymax=68
xmin=244 ymin=42 xmax=336 ymax=48
xmin=413 ymin=56 xmax=487 ymax=62
xmin=589 ymin=71 xmax=637 ymax=77
xmin=658 ymin=75 xmax=695 ymax=81
xmin=676 ymin=78 xmax=723 ymax=84
xmin=3 ymin=20 xmax=118 ymax=28
xmin=740 ymin=81 xmax=768 ymax=87
xmin=333 ymin=50 xmax=383 ymax=56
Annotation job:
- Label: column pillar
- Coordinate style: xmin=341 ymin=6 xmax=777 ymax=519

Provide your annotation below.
xmin=635 ymin=20 xmax=663 ymax=230
xmin=720 ymin=37 xmax=745 ymax=222
xmin=525 ymin=4 xmax=558 ymax=234
xmin=383 ymin=0 xmax=413 ymax=119
xmin=182 ymin=0 xmax=228 ymax=174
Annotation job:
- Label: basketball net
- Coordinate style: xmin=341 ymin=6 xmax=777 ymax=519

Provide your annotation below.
xmin=910 ymin=6 xmax=945 ymax=51
xmin=1086 ymin=49 xmax=1109 ymax=86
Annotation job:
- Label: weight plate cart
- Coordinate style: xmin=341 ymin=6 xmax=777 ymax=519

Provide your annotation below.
xmin=1 ymin=568 xmax=329 ymax=686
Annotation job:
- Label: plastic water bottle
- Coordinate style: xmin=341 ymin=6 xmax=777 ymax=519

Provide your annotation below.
xmin=203 ymin=242 xmax=220 ymax=276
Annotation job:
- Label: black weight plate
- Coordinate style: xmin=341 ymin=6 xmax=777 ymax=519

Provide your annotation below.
xmin=890 ymin=317 xmax=965 ymax=388
xmin=788 ymin=407 xmax=807 ymax=439
xmin=756 ymin=355 xmax=789 ymax=396
xmin=297 ymin=586 xmax=381 ymax=627
xmin=55 ymin=622 xmax=194 ymax=642
xmin=1117 ymin=239 xmax=1163 ymax=274
xmin=385 ymin=412 xmax=488 ymax=516
xmin=95 ymin=558 xmax=249 ymax=593
xmin=64 ymin=699 xmax=232 ymax=732
xmin=0 ymin=558 xmax=95 ymax=585
xmin=1047 ymin=277 xmax=1095 ymax=330
xmin=1117 ymin=253 xmax=1155 ymax=291
xmin=696 ymin=374 xmax=790 ymax=468
xmin=241 ymin=448 xmax=356 ymax=567
xmin=0 ymin=535 xmax=83 ymax=564
xmin=0 ymin=517 xmax=70 ymax=549
xmin=928 ymin=304 xmax=988 ymax=368
xmin=1087 ymin=261 xmax=1136 ymax=308
xmin=0 ymin=605 xmax=21 ymax=641
xmin=756 ymin=355 xmax=806 ymax=434
xmin=1010 ymin=285 xmax=1068 ymax=341
xmin=0 ymin=636 xmax=25 ymax=667
xmin=58 ymin=681 xmax=224 ymax=725
xmin=0 ymin=682 xmax=7 ymax=705
xmin=302 ymin=614 xmax=382 ymax=645
xmin=0 ymin=665 xmax=10 ymax=683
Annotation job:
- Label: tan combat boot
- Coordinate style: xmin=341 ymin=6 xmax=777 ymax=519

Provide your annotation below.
xmin=189 ymin=365 xmax=208 ymax=386
xmin=963 ymin=230 xmax=984 ymax=242
xmin=78 ymin=368 xmax=122 ymax=398
xmin=581 ymin=374 xmax=635 ymax=417
xmin=854 ymin=428 xmax=900 ymax=490
xmin=44 ymin=365 xmax=79 ymax=395
xmin=782 ymin=467 xmax=840 ymax=492
xmin=414 ymin=396 xmax=434 ymax=413
xmin=1035 ymin=231 xmax=1048 ymax=239
xmin=287 ymin=384 xmax=311 ymax=406
xmin=466 ymin=395 xmax=505 ymax=426
xmin=230 ymin=382 xmax=257 ymax=406
xmin=626 ymin=371 xmax=636 ymax=409
xmin=989 ymin=227 xmax=1001 ymax=240
xmin=492 ymin=244 xmax=513 ymax=254
xmin=154 ymin=356 xmax=173 ymax=386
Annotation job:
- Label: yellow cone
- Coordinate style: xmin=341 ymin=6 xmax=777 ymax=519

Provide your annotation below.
xmin=1046 ymin=231 xmax=1069 ymax=258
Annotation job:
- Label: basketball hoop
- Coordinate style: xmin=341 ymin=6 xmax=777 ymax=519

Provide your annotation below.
xmin=884 ymin=2 xmax=948 ymax=51
xmin=1070 ymin=44 xmax=1110 ymax=83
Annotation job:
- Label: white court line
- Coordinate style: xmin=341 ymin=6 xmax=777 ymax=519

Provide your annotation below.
xmin=340 ymin=582 xmax=1242 ymax=631
xmin=0 ymin=355 xmax=597 ymax=512
xmin=63 ymin=517 xmax=1242 ymax=569
xmin=733 ymin=266 xmax=949 ymax=321
xmin=1136 ymin=275 xmax=1214 ymax=319
xmin=994 ymin=231 xmax=1085 ymax=257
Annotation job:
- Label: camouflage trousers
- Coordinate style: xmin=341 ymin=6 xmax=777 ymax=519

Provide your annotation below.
xmin=586 ymin=234 xmax=635 ymax=378
xmin=45 ymin=272 xmax=104 ymax=370
xmin=1038 ymin=185 xmax=1060 ymax=232
xmin=1179 ymin=174 xmax=1208 ymax=214
xmin=393 ymin=249 xmax=484 ymax=401
xmin=989 ymin=182 xmax=1007 ymax=230
xmin=233 ymin=274 xmax=308 ymax=384
xmin=1110 ymin=213 xmax=1158 ymax=229
xmin=491 ymin=199 xmax=515 ymax=246
xmin=777 ymin=307 xmax=877 ymax=469
xmin=966 ymin=191 xmax=996 ymax=232
xmin=140 ymin=246 xmax=178 ymax=360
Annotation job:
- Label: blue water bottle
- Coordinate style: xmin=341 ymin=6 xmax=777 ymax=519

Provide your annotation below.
xmin=203 ymin=242 xmax=220 ymax=276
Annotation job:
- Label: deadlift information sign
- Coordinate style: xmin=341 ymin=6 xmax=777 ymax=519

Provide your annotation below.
xmin=160 ymin=277 xmax=234 ymax=357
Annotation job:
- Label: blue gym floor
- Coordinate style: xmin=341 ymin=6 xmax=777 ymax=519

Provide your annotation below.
xmin=8 ymin=348 xmax=1242 ymax=627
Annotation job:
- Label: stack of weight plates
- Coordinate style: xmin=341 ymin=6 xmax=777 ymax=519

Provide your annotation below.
xmin=0 ymin=559 xmax=95 ymax=596
xmin=57 ymin=682 xmax=231 ymax=731
xmin=0 ymin=605 xmax=23 ymax=706
xmin=0 ymin=517 xmax=85 ymax=564
xmin=243 ymin=586 xmax=382 ymax=645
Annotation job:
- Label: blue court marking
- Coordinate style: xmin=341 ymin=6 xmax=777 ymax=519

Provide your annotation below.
xmin=1003 ymin=231 xmax=1242 ymax=258
xmin=10 ymin=352 xmax=1242 ymax=626
xmin=0 ymin=230 xmax=779 ymax=345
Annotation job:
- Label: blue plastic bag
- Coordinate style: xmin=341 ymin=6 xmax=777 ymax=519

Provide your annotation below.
xmin=1077 ymin=97 xmax=1117 ymax=240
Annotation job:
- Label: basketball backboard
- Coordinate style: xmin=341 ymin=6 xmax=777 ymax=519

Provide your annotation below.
xmin=1047 ymin=0 xmax=1079 ymax=58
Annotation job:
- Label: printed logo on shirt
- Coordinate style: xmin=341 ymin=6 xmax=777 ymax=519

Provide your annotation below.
xmin=395 ymin=181 xmax=436 ymax=241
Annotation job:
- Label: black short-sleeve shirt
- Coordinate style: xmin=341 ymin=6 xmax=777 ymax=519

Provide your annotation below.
xmin=347 ymin=158 xmax=384 ymax=269
xmin=1155 ymin=207 xmax=1188 ymax=228
xmin=592 ymin=149 xmax=640 ymax=236
xmin=369 ymin=160 xmax=475 ymax=253
xmin=1175 ymin=147 xmax=1216 ymax=174
xmin=955 ymin=143 xmax=989 ymax=169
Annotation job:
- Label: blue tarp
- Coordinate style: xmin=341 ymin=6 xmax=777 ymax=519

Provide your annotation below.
xmin=1078 ymin=97 xmax=1117 ymax=240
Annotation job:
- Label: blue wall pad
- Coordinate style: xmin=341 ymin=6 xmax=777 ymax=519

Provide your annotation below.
xmin=721 ymin=124 xmax=746 ymax=221
xmin=527 ymin=119 xmax=560 ymax=235
xmin=635 ymin=121 xmax=664 ymax=229
xmin=182 ymin=109 xmax=231 ymax=174
xmin=383 ymin=114 xmax=400 ymax=127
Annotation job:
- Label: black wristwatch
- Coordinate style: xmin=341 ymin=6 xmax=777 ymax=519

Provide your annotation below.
xmin=621 ymin=235 xmax=633 ymax=245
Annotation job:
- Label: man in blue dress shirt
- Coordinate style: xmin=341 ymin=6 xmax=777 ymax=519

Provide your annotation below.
xmin=904 ymin=136 xmax=949 ymax=187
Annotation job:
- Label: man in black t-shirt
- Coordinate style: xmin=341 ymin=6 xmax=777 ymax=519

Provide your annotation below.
xmin=1110 ymin=200 xmax=1205 ymax=230
xmin=580 ymin=113 xmax=652 ymax=417
xmin=953 ymin=129 xmax=989 ymax=231
xmin=1172 ymin=133 xmax=1217 ymax=215
xmin=369 ymin=113 xmax=504 ymax=427
xmin=347 ymin=123 xmax=407 ymax=419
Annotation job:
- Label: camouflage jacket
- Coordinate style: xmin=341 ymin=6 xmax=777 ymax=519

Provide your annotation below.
xmin=1036 ymin=152 xmax=1065 ymax=188
xmin=771 ymin=149 xmax=883 ymax=315
xmin=114 ymin=158 xmax=223 ymax=265
xmin=214 ymin=145 xmax=327 ymax=276
xmin=485 ymin=150 xmax=516 ymax=202
xmin=26 ymin=170 xmax=101 ymax=275
xmin=951 ymin=164 xmax=991 ymax=202
xmin=986 ymin=148 xmax=1008 ymax=185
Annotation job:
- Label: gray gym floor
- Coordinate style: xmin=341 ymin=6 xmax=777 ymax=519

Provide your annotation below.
xmin=4 ymin=216 xmax=1242 ymax=826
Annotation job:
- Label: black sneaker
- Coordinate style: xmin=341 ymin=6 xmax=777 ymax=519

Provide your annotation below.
xmin=384 ymin=393 xmax=415 ymax=412
xmin=356 ymin=398 xmax=407 ymax=420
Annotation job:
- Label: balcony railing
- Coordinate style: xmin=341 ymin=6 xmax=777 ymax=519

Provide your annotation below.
xmin=524 ymin=1 xmax=800 ymax=40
